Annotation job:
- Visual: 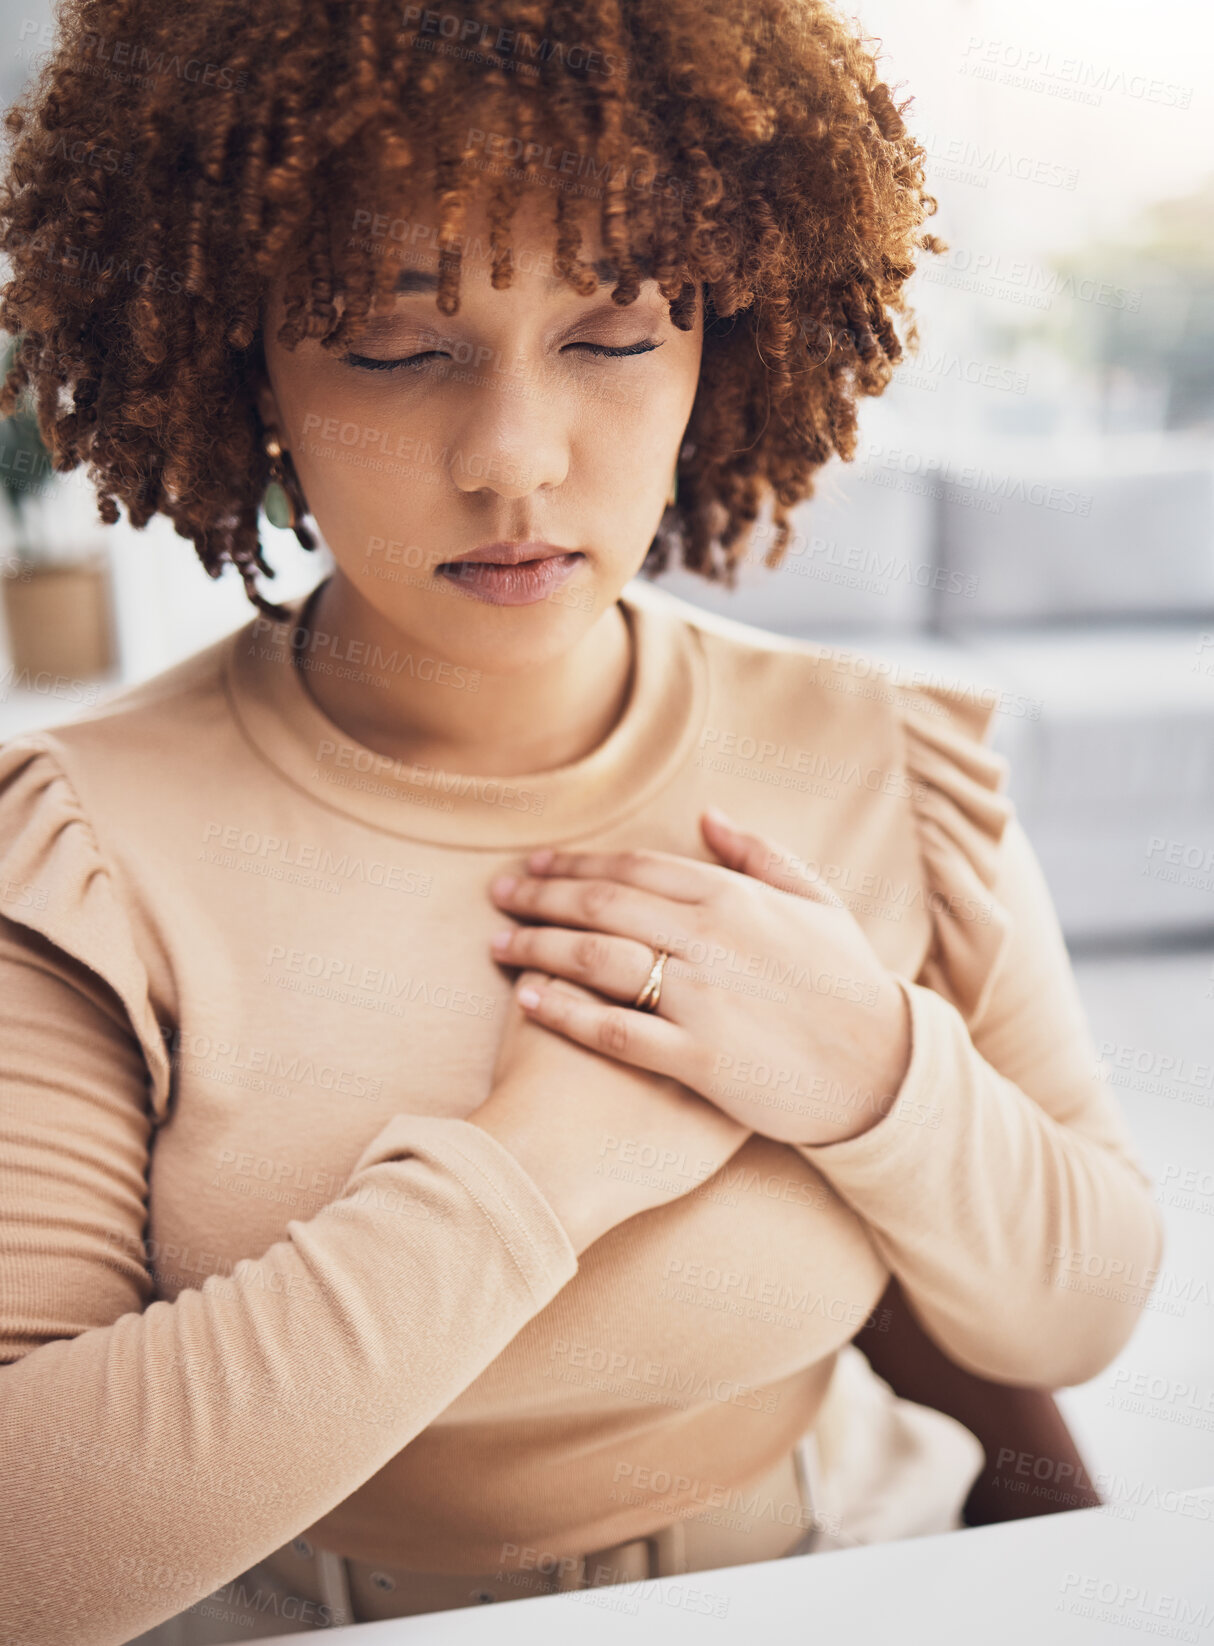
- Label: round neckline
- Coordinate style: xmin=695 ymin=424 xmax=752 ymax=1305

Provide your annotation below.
xmin=223 ymin=574 xmax=709 ymax=848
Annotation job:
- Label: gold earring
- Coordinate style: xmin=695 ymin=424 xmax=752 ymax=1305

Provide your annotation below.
xmin=260 ymin=432 xmax=318 ymax=551
xmin=666 ymin=463 xmax=679 ymax=507
xmin=262 ymin=432 xmax=298 ymax=530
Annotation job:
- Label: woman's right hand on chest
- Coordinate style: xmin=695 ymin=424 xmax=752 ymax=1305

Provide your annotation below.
xmin=467 ymin=970 xmax=751 ymax=1254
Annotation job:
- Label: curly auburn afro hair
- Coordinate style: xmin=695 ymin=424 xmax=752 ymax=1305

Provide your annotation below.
xmin=0 ymin=0 xmax=942 ymax=619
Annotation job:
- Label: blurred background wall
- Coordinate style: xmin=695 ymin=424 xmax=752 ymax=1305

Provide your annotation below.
xmin=1 ymin=0 xmax=1210 ymax=1515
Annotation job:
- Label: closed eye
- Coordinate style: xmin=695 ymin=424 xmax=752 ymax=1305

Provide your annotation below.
xmin=565 ymin=340 xmax=663 ymax=358
xmin=342 ymin=351 xmax=442 ymax=372
xmin=341 ymin=339 xmax=664 ymax=372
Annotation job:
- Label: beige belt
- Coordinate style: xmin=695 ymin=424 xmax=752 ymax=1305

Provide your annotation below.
xmin=253 ymin=1442 xmax=821 ymax=1627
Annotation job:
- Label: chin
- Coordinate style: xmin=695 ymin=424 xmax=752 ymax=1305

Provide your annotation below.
xmin=436 ymin=603 xmax=599 ymax=672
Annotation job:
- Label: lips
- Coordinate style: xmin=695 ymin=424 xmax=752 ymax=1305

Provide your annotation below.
xmin=443 ymin=540 xmax=577 ymax=566
xmin=435 ymin=549 xmax=586 ymax=607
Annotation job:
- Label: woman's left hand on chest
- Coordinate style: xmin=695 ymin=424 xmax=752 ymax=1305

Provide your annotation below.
xmin=487 ymin=806 xmax=913 ymax=1147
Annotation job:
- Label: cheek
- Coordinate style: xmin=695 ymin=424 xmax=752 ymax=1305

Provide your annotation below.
xmin=282 ymin=379 xmax=445 ymax=552
xmin=587 ymin=359 xmax=700 ymax=487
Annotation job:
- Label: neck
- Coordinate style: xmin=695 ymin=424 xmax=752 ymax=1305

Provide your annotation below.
xmin=296 ymin=572 xmax=635 ymax=778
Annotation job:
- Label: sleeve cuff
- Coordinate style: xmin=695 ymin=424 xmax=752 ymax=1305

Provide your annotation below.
xmin=346 ymin=1111 xmax=579 ymax=1304
xmin=792 ymin=974 xmax=953 ymax=1177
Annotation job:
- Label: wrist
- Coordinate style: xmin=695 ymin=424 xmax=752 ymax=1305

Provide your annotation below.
xmin=803 ymin=975 xmax=912 ymax=1146
xmin=466 ymin=1094 xmax=603 ymax=1254
xmin=853 ymin=973 xmax=913 ymax=1140
xmin=877 ymin=973 xmax=913 ymax=1099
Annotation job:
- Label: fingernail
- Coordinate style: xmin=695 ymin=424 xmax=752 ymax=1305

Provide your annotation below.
xmin=518 ymin=985 xmax=542 ymax=1008
xmin=490 ymin=929 xmax=513 ymax=951
xmin=528 ymin=848 xmax=554 ymax=872
xmin=491 ymin=875 xmax=517 ymax=898
xmin=704 ymin=805 xmax=731 ymax=826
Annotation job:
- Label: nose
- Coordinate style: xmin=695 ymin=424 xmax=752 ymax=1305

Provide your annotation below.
xmin=448 ymin=360 xmax=570 ymax=501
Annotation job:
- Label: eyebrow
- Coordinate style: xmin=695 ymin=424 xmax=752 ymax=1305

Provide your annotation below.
xmin=392 ymin=255 xmax=655 ymax=296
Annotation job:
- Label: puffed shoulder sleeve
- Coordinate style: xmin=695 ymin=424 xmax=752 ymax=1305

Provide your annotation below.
xmin=0 ymin=733 xmax=172 ymax=1118
xmin=792 ymin=680 xmax=1165 ymax=1387
xmin=896 ymin=679 xmax=1017 ymax=1028
xmin=0 ymin=731 xmax=580 ymax=1645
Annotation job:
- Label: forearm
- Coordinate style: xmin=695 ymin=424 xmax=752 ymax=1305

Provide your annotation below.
xmin=795 ymin=977 xmax=1166 ymax=1386
xmin=468 ymin=1086 xmax=608 ymax=1254
xmin=0 ymin=1114 xmax=576 ymax=1646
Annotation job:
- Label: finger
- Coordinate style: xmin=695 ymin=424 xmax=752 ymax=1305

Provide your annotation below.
xmin=493 ymin=924 xmax=666 ymax=1009
xmin=700 ymin=806 xmax=847 ymax=908
xmin=515 ymin=973 xmax=696 ymax=1082
xmin=521 ymin=845 xmax=722 ymax=904
xmin=490 ymin=873 xmax=698 ymax=957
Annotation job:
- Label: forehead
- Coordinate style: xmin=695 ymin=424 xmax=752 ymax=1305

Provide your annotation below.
xmin=261 ymin=174 xmax=671 ymax=337
xmin=367 ymin=182 xmax=631 ymax=292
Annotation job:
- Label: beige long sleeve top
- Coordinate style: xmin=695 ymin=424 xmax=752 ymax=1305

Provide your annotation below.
xmin=0 ymin=575 xmax=1164 ymax=1644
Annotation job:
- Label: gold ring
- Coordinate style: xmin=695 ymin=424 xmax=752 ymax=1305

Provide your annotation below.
xmin=633 ymin=947 xmax=669 ymax=1013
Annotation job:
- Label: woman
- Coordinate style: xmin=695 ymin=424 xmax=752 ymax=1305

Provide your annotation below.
xmin=0 ymin=2 xmax=1163 ymax=1641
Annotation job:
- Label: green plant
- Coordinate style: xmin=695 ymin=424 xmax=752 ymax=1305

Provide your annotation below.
xmin=0 ymin=332 xmax=56 ymax=562
xmin=1001 ymin=173 xmax=1214 ymax=434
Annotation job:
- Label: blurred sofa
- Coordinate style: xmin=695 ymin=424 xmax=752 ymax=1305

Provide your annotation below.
xmin=653 ymin=440 xmax=1214 ymax=946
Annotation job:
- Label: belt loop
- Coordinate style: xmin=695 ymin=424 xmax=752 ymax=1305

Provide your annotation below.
xmin=794 ymin=1433 xmax=823 ymax=1553
xmin=791 ymin=1431 xmax=851 ymax=1554
xmin=314 ymin=1547 xmax=355 ymax=1628
xmin=554 ymin=1553 xmax=587 ymax=1592
xmin=647 ymin=1516 xmax=687 ymax=1578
